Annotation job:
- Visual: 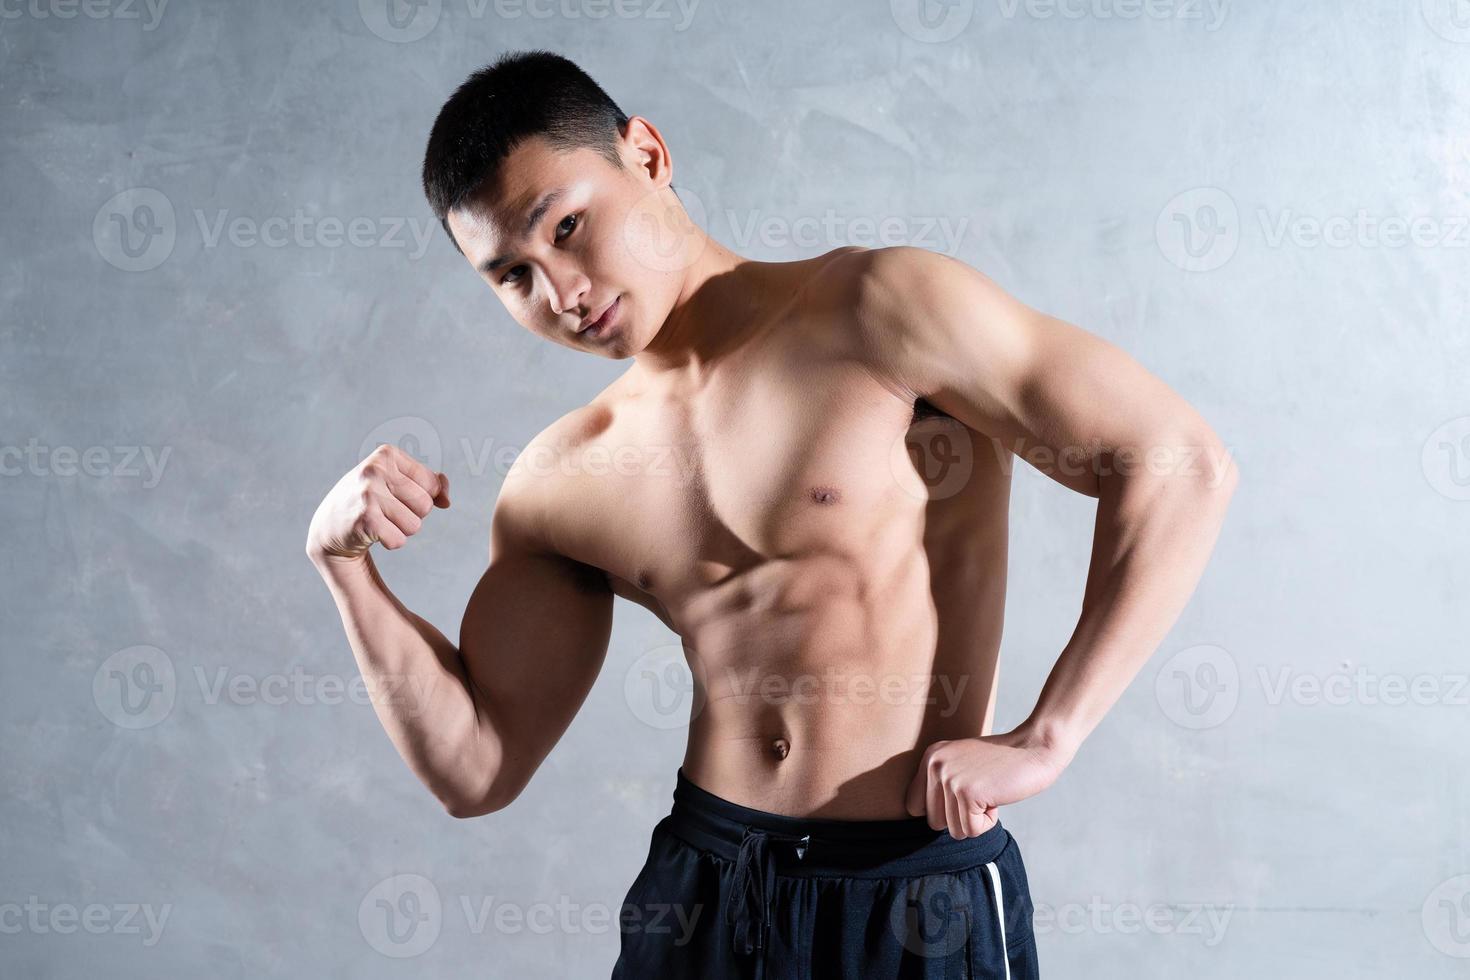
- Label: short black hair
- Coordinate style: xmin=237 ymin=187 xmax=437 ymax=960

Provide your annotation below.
xmin=422 ymin=50 xmax=630 ymax=253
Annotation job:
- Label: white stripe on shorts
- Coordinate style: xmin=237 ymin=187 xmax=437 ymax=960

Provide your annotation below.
xmin=984 ymin=861 xmax=1011 ymax=980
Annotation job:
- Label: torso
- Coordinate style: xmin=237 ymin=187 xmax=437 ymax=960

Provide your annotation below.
xmin=528 ymin=248 xmax=1012 ymax=818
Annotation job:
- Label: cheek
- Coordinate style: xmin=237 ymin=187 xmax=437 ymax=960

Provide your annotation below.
xmin=584 ymin=222 xmax=631 ymax=283
xmin=595 ymin=225 xmax=671 ymax=309
xmin=500 ymin=290 xmax=548 ymax=334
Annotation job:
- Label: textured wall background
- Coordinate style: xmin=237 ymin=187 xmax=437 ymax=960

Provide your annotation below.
xmin=3 ymin=1 xmax=1468 ymax=976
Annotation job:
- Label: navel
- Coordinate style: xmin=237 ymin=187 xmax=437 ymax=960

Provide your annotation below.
xmin=770 ymin=736 xmax=790 ymax=761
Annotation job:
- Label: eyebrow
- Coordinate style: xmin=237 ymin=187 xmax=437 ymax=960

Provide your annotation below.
xmin=478 ymin=186 xmax=568 ymax=276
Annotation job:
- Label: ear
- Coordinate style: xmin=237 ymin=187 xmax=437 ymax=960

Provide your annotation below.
xmin=619 ymin=115 xmax=673 ymax=189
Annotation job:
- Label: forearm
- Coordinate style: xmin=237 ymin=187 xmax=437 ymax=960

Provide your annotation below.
xmin=1018 ymin=433 xmax=1239 ymax=762
xmin=310 ymin=552 xmax=507 ymax=814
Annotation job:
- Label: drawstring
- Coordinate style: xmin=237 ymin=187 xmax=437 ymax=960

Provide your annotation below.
xmin=726 ymin=827 xmax=810 ymax=957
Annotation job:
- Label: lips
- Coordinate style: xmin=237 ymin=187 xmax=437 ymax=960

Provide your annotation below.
xmin=579 ymin=296 xmax=620 ymax=337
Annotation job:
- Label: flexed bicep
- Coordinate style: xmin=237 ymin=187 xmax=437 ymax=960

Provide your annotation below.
xmin=453 ymin=490 xmax=614 ymax=814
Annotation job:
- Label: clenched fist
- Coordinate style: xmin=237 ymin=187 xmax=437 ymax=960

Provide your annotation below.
xmin=905 ymin=731 xmax=1068 ymax=840
xmin=305 ymin=443 xmax=451 ymax=564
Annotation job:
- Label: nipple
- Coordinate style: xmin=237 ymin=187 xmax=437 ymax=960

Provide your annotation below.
xmin=770 ymin=737 xmax=790 ymax=761
xmin=809 ymin=485 xmax=842 ymax=506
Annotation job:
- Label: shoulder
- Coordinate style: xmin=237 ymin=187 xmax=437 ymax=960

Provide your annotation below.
xmin=504 ymin=364 xmax=639 ymax=486
xmin=492 ymin=389 xmax=624 ymax=556
xmin=802 ymin=246 xmax=1005 ymax=392
xmin=806 ymin=243 xmax=965 ymax=292
xmin=800 ymin=245 xmax=993 ymax=339
xmin=851 ymin=245 xmax=993 ymax=323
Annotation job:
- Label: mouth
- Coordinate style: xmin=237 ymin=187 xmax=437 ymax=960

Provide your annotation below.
xmin=578 ymin=296 xmax=621 ymax=339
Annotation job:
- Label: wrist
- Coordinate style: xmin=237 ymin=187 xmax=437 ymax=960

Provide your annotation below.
xmin=307 ymin=546 xmax=373 ymax=581
xmin=1009 ymin=715 xmax=1082 ymax=771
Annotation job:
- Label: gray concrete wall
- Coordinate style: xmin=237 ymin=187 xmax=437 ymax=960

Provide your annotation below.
xmin=3 ymin=0 xmax=1467 ymax=976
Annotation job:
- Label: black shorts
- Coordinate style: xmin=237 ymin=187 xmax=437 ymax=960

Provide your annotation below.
xmin=612 ymin=768 xmax=1041 ymax=979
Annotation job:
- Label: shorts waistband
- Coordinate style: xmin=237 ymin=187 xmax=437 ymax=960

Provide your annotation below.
xmin=665 ymin=766 xmax=1010 ymax=879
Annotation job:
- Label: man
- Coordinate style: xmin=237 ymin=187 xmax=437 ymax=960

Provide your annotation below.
xmin=305 ymin=50 xmax=1238 ymax=979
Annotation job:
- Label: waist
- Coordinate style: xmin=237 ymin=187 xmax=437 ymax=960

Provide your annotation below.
xmin=682 ymin=672 xmax=991 ymax=819
xmin=664 ymin=766 xmax=1011 ymax=878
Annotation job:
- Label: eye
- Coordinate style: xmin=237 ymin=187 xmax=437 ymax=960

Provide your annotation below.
xmin=554 ymin=213 xmax=579 ymax=241
xmin=500 ymin=264 xmax=528 ymax=286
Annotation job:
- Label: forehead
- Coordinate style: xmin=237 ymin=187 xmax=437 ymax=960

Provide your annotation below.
xmin=447 ymin=138 xmax=617 ymax=258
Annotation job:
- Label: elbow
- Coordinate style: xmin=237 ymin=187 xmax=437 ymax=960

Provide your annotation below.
xmin=441 ymin=785 xmax=513 ymax=820
xmin=1156 ymin=425 xmax=1239 ymax=496
xmin=1218 ymin=455 xmax=1241 ymax=496
xmin=443 ymin=798 xmax=496 ymax=820
xmin=1179 ymin=432 xmax=1239 ymax=526
xmin=437 ymin=712 xmax=531 ymax=819
xmin=435 ymin=706 xmax=544 ymax=819
xmin=1199 ymin=433 xmax=1240 ymax=498
xmin=1115 ymin=428 xmax=1240 ymax=498
xmin=438 ymin=764 xmax=530 ymax=819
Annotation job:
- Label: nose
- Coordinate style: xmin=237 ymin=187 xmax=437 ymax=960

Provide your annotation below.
xmin=541 ymin=260 xmax=590 ymax=318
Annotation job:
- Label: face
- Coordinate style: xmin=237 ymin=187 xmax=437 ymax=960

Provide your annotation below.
xmin=446 ymin=123 xmax=697 ymax=359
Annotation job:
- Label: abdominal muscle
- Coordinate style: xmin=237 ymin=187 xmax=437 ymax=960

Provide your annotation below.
xmin=673 ymin=546 xmax=1002 ymax=820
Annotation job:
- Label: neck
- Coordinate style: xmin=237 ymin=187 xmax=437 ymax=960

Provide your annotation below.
xmin=633 ymin=230 xmax=757 ymax=378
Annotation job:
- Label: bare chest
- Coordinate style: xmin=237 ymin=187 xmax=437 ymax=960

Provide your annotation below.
xmin=556 ymin=353 xmax=926 ymax=610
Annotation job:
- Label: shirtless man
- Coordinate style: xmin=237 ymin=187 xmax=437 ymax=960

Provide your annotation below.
xmin=305 ymin=51 xmax=1238 ymax=979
